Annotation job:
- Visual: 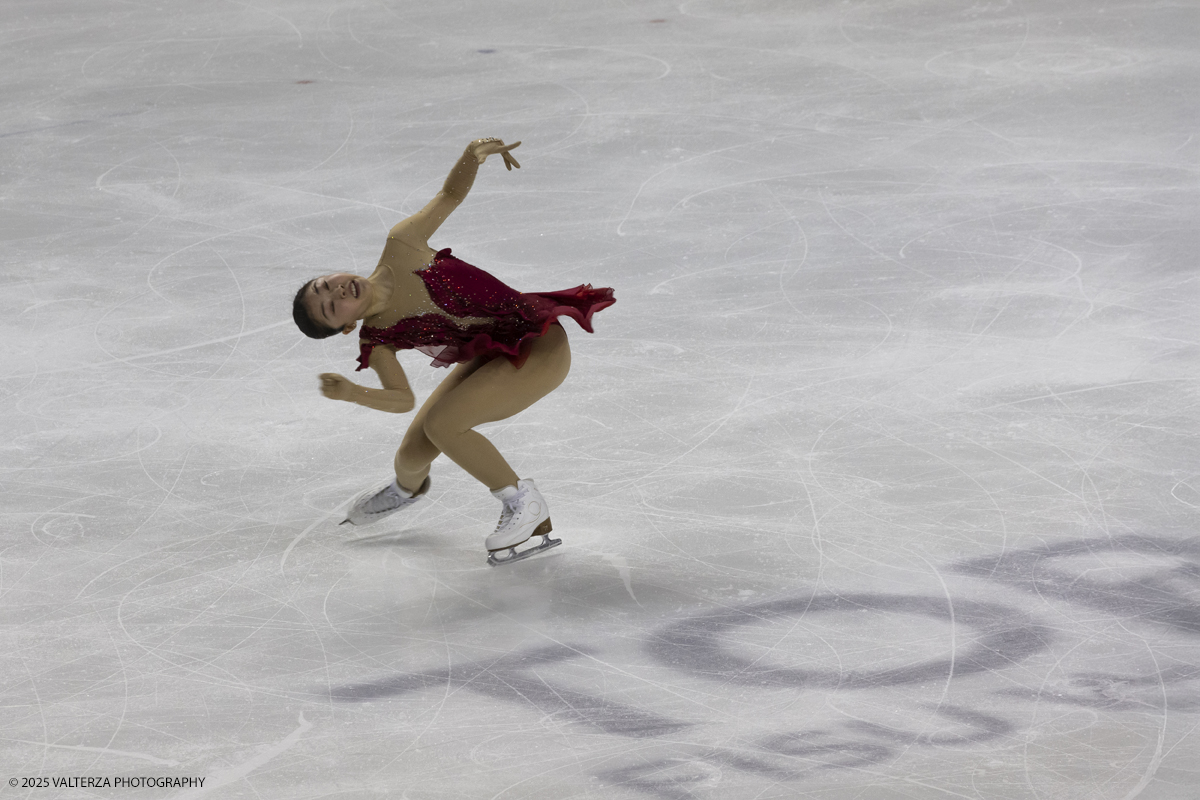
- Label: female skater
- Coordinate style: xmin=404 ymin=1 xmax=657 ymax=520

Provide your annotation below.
xmin=291 ymin=138 xmax=614 ymax=565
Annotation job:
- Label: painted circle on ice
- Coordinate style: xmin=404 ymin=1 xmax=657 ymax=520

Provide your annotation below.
xmin=650 ymin=594 xmax=1051 ymax=689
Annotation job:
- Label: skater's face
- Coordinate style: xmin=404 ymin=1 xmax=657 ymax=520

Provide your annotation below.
xmin=304 ymin=273 xmax=370 ymax=333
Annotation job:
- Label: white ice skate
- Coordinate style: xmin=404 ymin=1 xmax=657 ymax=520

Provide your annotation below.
xmin=486 ymin=479 xmax=561 ymax=566
xmin=341 ymin=476 xmax=430 ymax=526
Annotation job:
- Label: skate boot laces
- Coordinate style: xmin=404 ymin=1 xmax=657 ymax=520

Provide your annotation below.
xmin=342 ymin=477 xmax=430 ymax=527
xmin=494 ymin=486 xmax=528 ymax=533
xmin=365 ymin=484 xmax=405 ymax=514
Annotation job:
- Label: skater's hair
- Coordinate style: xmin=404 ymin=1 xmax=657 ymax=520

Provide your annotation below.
xmin=293 ymin=279 xmax=339 ymax=340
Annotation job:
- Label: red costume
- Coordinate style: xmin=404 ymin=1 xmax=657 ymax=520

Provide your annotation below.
xmin=356 ymin=249 xmax=615 ymax=370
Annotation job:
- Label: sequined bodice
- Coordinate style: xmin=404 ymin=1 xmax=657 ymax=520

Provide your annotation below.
xmin=355 ymin=248 xmax=615 ymax=370
xmin=368 ymin=254 xmax=492 ymax=330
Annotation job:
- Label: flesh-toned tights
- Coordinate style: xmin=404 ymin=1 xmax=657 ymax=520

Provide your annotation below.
xmin=393 ymin=324 xmax=571 ymax=493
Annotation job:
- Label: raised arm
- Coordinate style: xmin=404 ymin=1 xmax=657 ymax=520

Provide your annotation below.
xmin=389 ymin=138 xmax=522 ymax=246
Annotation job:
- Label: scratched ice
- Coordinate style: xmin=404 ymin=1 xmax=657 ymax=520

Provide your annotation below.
xmin=1 ymin=0 xmax=1197 ymax=798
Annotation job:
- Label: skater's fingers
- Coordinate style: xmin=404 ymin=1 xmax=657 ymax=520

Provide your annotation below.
xmin=318 ymin=373 xmax=347 ymax=396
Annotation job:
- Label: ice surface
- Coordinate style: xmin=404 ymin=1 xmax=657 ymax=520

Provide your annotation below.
xmin=2 ymin=0 xmax=1198 ymax=797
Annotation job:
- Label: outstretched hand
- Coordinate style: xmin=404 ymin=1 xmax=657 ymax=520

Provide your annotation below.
xmin=318 ymin=373 xmax=355 ymax=402
xmin=470 ymin=138 xmax=521 ymax=170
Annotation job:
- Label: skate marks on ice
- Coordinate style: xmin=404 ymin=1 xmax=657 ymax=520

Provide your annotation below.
xmin=174 ymin=713 xmax=313 ymax=800
xmin=954 ymin=534 xmax=1200 ymax=638
xmin=953 ymin=534 xmax=1200 ymax=713
xmin=331 ymin=644 xmax=691 ymax=739
xmin=327 ymin=533 xmax=1200 ymax=798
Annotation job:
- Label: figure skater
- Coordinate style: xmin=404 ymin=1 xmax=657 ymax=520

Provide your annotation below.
xmin=291 ymin=138 xmax=615 ymax=565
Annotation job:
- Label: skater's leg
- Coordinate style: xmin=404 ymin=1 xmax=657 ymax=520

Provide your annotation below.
xmin=343 ymin=360 xmax=484 ymax=526
xmin=422 ymin=325 xmax=571 ymax=491
xmin=393 ymin=357 xmax=487 ymax=493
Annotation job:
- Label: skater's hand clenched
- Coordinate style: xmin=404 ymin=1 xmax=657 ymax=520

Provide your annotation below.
xmin=318 ymin=373 xmax=355 ymax=402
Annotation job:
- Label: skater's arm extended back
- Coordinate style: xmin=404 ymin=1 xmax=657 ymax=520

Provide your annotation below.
xmin=389 ymin=138 xmax=521 ymax=246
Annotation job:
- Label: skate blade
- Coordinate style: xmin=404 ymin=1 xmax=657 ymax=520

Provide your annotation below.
xmin=487 ymin=534 xmax=562 ymax=567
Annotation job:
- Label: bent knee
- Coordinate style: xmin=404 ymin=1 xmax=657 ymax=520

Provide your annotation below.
xmin=422 ymin=408 xmax=468 ymax=448
xmin=397 ymin=424 xmax=439 ymax=467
